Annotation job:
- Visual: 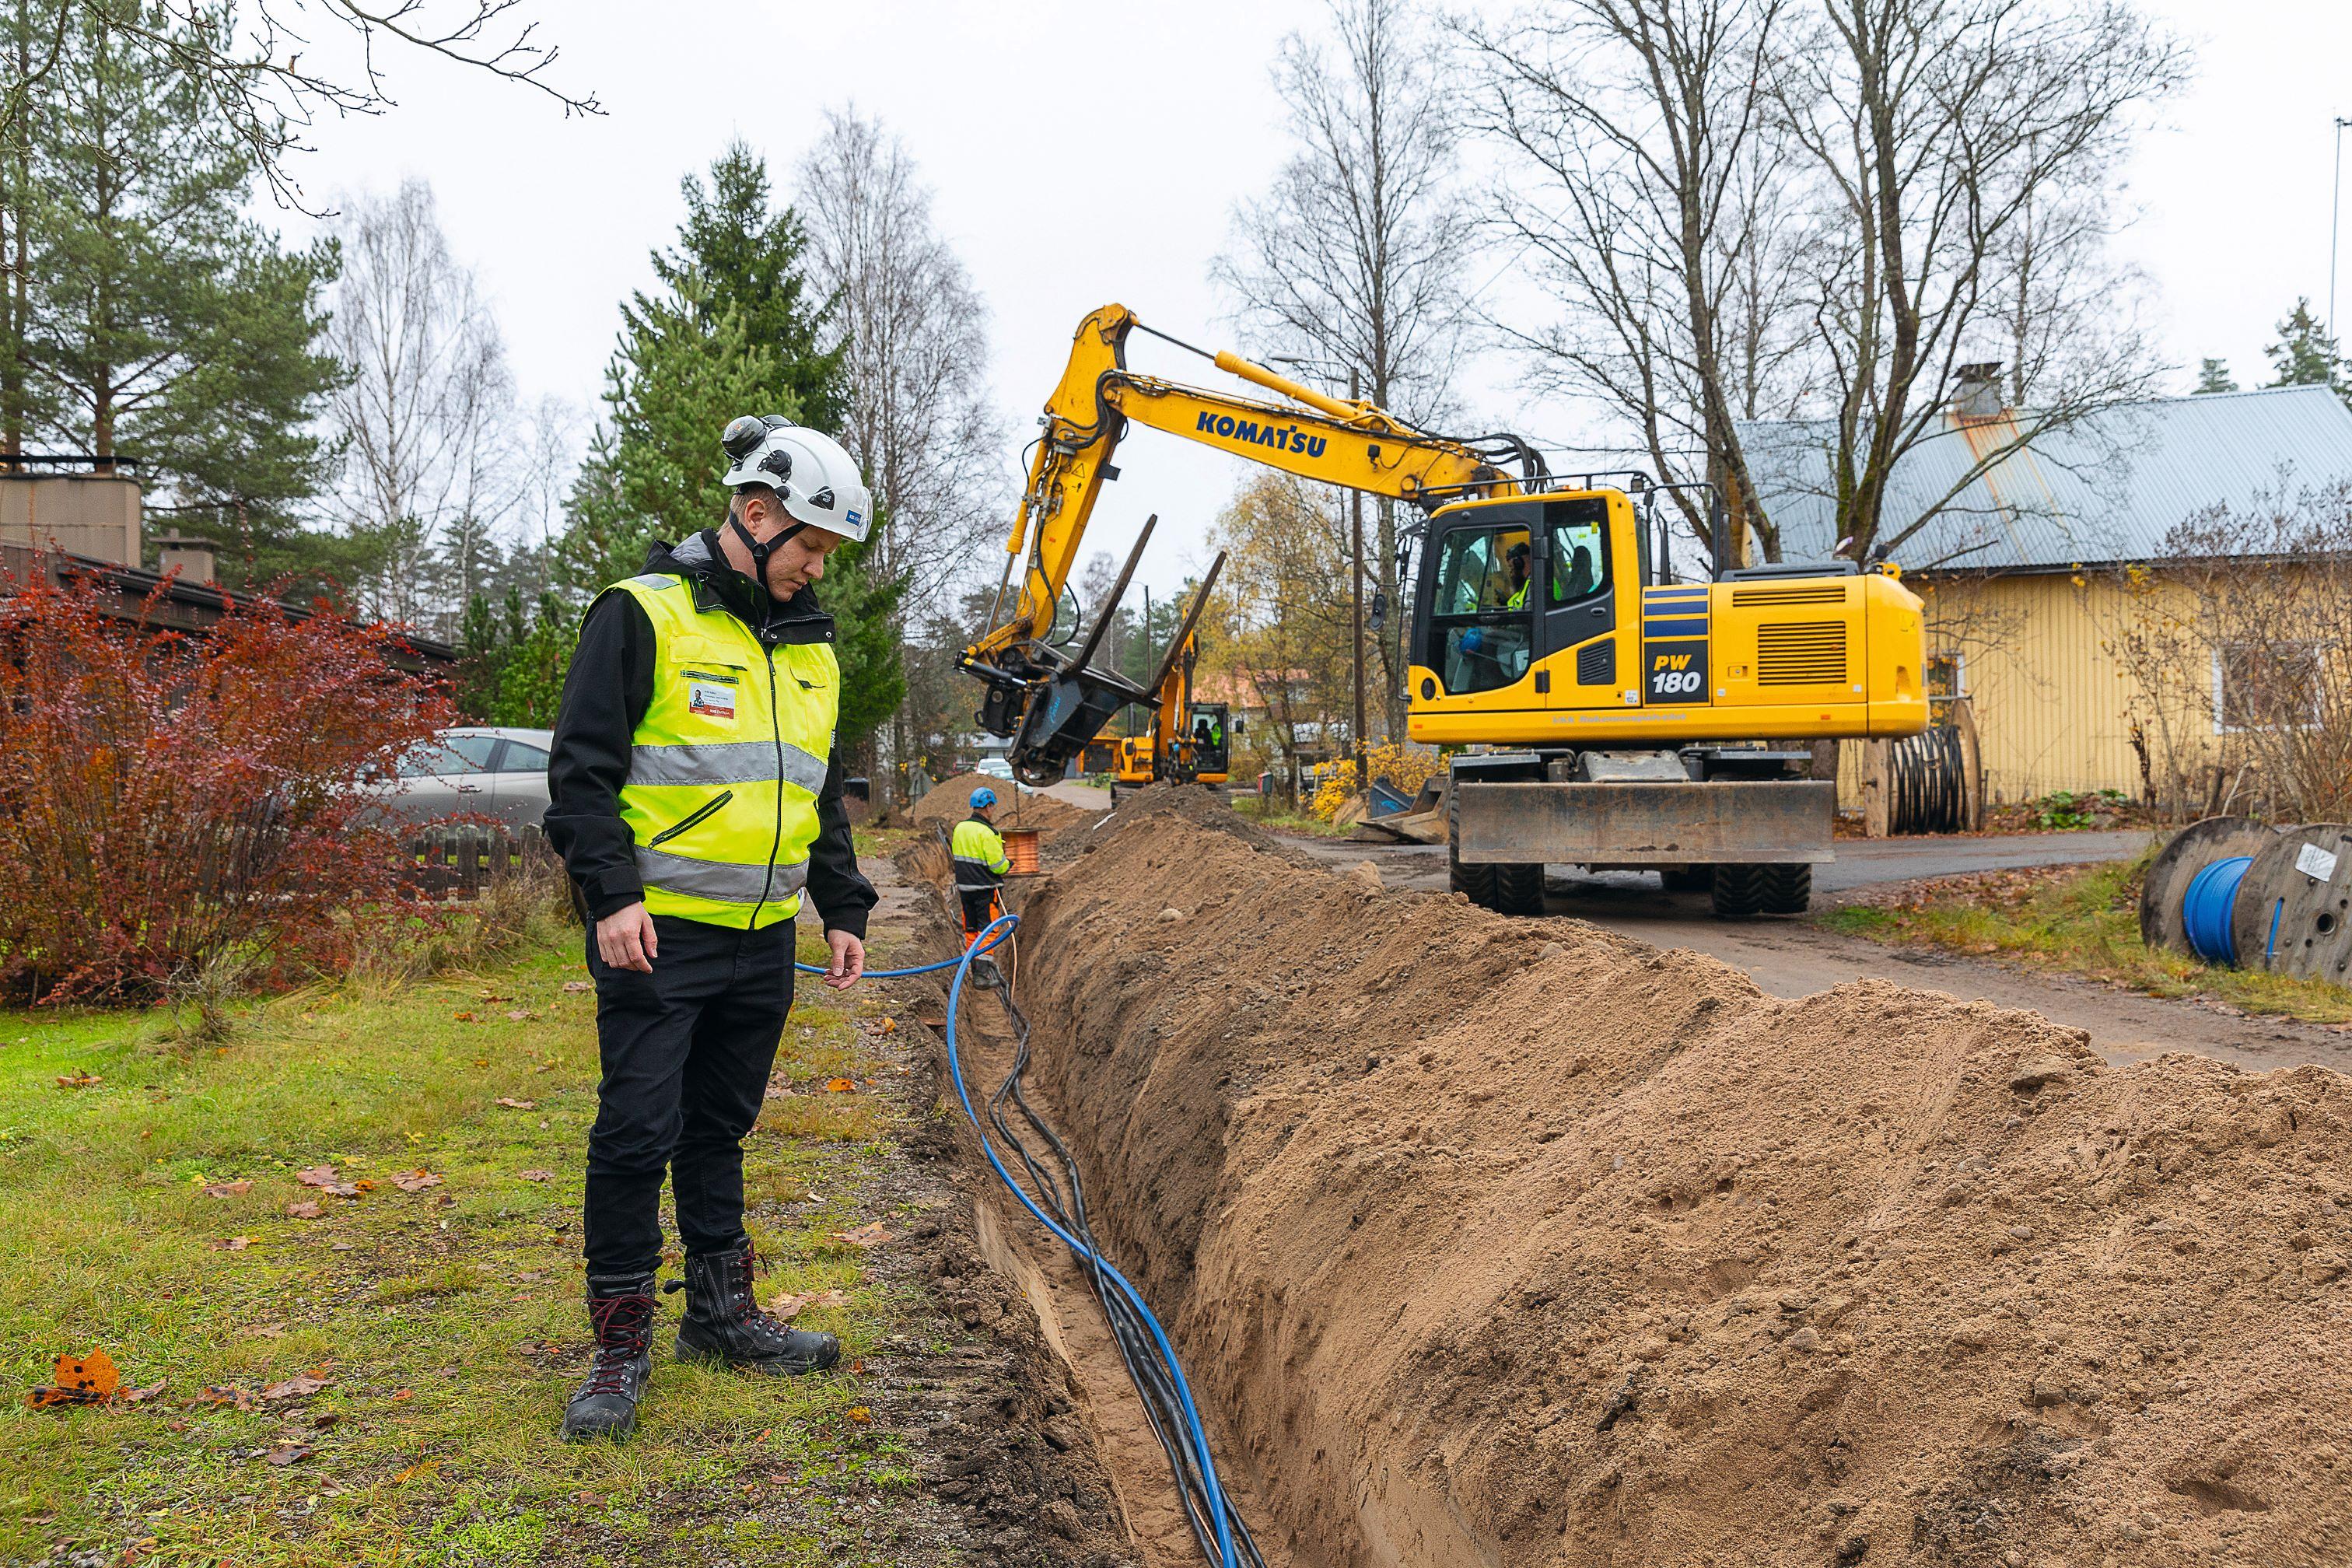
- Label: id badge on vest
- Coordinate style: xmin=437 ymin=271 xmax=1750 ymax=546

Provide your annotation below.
xmin=684 ymin=667 xmax=739 ymax=722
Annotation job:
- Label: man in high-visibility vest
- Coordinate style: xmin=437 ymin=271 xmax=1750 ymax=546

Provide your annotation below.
xmin=1504 ymin=541 xmax=1531 ymax=609
xmin=544 ymin=415 xmax=878 ymax=1442
xmin=950 ymin=786 xmax=1011 ymax=947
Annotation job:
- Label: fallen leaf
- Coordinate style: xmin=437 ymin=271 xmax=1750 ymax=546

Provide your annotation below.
xmin=311 ymin=1410 xmax=342 ymax=1430
xmin=55 ymin=1069 xmax=100 ymax=1089
xmin=847 ymin=1405 xmax=872 ymax=1423
xmin=53 ymin=1349 xmax=118 ymax=1398
xmin=832 ymin=1222 xmax=891 ymax=1249
xmin=201 ymin=1180 xmax=251 ymax=1199
xmin=518 ymin=1169 xmax=553 ymax=1183
xmin=330 ymin=1240 xmax=355 ymax=1251
xmin=285 ymin=1200 xmax=325 ymax=1220
xmin=505 ymin=1009 xmax=536 ymax=1022
xmin=264 ymin=1441 xmax=312 ymax=1466
xmin=390 ymin=1170 xmax=443 ymax=1192
xmin=394 ymin=1458 xmax=439 ymax=1482
xmin=118 ymin=1380 xmax=167 ymax=1405
xmin=390 ymin=1388 xmax=414 ymax=1403
xmin=191 ymin=1385 xmax=254 ymax=1409
xmin=824 ymin=1078 xmax=857 ymax=1093
xmin=243 ymin=1323 xmax=289 ymax=1339
xmin=768 ymin=1287 xmax=850 ymax=1321
xmin=562 ymin=980 xmax=592 ymax=993
xmin=495 ymin=1097 xmax=536 ymax=1111
xmin=260 ymin=1371 xmax=332 ymax=1401
xmin=477 ymin=991 xmax=512 ymax=1003
xmin=209 ymin=1236 xmax=253 ymax=1251
xmin=879 ymin=1017 xmax=898 ymax=1034
xmin=451 ymin=1010 xmax=477 ymax=1022
xmin=352 ymin=1178 xmax=376 ymax=1194
xmin=294 ymin=1165 xmax=340 ymax=1188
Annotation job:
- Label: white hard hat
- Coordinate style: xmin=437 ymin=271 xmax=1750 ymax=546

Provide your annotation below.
xmin=719 ymin=415 xmax=874 ymax=544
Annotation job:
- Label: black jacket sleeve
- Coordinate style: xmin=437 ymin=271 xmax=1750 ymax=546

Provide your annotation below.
xmin=807 ymin=747 xmax=878 ymax=940
xmin=544 ymin=592 xmax=656 ymax=921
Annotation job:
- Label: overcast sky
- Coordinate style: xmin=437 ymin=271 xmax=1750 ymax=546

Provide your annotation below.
xmin=284 ymin=0 xmax=2352 ymax=593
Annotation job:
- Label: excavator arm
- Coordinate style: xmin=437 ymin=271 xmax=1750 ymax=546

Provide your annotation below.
xmin=963 ymin=303 xmax=1535 ymax=782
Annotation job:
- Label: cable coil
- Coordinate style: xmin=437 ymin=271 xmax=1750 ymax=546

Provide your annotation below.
xmin=1882 ymin=723 xmax=1970 ymax=835
xmin=2181 ymin=854 xmax=2253 ymax=965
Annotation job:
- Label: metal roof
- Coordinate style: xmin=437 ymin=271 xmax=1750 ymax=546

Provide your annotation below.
xmin=1734 ymin=384 xmax=2352 ymax=571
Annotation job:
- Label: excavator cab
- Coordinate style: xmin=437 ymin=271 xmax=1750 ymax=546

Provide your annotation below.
xmin=1188 ymin=702 xmax=1231 ymax=782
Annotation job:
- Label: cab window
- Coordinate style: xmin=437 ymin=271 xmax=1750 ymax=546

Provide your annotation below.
xmin=1548 ymin=500 xmax=1610 ymax=606
xmin=1428 ymin=523 xmax=1535 ymax=695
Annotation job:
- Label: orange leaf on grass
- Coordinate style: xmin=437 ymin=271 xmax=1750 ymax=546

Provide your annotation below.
xmin=824 ymin=1078 xmax=857 ymax=1093
xmin=768 ymin=1288 xmax=850 ymax=1321
xmin=293 ymin=1165 xmax=339 ymax=1188
xmin=390 ymin=1170 xmax=442 ymax=1192
xmin=260 ymin=1371 xmax=332 ymax=1402
xmin=847 ymin=1405 xmax=873 ymax=1423
xmin=451 ymin=1011 xmax=477 ymax=1022
xmin=832 ymin=1222 xmax=891 ymax=1249
xmin=55 ymin=1070 xmax=100 ymax=1089
xmin=394 ymin=1458 xmax=439 ymax=1482
xmin=285 ymin=1200 xmax=325 ymax=1220
xmin=200 ymin=1180 xmax=250 ymax=1199
xmin=517 ymin=1169 xmax=554 ymax=1182
xmin=210 ymin=1237 xmax=253 ymax=1251
xmin=562 ymin=980 xmax=591 ymax=993
xmin=495 ymin=1097 xmax=536 ymax=1111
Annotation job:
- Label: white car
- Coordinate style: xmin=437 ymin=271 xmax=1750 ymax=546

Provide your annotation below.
xmin=975 ymin=758 xmax=1015 ymax=782
xmin=366 ymin=726 xmax=555 ymax=829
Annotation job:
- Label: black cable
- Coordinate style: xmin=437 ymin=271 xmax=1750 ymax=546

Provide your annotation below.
xmin=965 ymin=957 xmax=1271 ymax=1568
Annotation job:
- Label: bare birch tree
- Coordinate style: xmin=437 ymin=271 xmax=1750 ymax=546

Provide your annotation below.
xmin=1213 ymin=0 xmax=1471 ymax=740
xmin=1772 ymin=0 xmax=2185 ymax=563
xmin=795 ymin=106 xmax=1006 ymax=789
xmin=324 ymin=177 xmax=516 ymax=631
xmin=1460 ymin=0 xmax=1804 ymax=566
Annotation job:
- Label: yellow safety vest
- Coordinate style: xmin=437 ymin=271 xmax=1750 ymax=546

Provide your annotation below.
xmin=950 ymin=817 xmax=1010 ymax=891
xmin=603 ymin=569 xmax=839 ymax=929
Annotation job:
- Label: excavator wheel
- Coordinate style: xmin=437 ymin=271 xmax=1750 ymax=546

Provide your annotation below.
xmin=1760 ymin=863 xmax=1812 ymax=915
xmin=1709 ymin=864 xmax=1769 ymax=920
xmin=1446 ymin=786 xmax=1500 ymax=908
xmin=1493 ymin=861 xmax=1546 ymax=917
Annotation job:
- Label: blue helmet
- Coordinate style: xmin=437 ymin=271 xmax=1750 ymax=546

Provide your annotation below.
xmin=971 ymin=786 xmax=998 ymax=810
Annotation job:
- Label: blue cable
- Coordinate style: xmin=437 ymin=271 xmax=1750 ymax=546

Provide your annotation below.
xmin=793 ymin=922 xmax=1012 ymax=979
xmin=936 ymin=914 xmax=1243 ymax=1568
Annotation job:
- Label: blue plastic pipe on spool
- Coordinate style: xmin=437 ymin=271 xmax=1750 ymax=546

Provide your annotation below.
xmin=2181 ymin=855 xmax=2254 ymax=964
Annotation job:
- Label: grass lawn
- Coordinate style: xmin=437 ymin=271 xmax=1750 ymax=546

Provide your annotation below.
xmin=2 ymin=905 xmax=927 ymax=1566
xmin=1229 ymin=797 xmax=1356 ymax=839
xmin=1820 ymin=856 xmax=2352 ymax=1025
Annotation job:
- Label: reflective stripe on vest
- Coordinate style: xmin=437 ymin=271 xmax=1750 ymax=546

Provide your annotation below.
xmin=603 ymin=572 xmax=840 ymax=930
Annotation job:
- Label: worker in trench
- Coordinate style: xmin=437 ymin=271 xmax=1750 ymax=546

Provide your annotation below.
xmin=952 ymin=786 xmax=1012 ymax=948
xmin=543 ymin=415 xmax=878 ymax=1442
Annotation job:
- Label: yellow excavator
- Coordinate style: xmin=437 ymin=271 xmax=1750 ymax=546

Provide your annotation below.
xmin=1083 ymin=616 xmax=1235 ymax=793
xmin=959 ymin=304 xmax=1930 ymax=917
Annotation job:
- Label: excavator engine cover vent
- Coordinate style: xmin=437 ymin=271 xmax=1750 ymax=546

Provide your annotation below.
xmin=1757 ymin=621 xmax=1849 ymax=685
xmin=1577 ymin=639 xmax=1615 ymax=685
xmin=1733 ymin=584 xmax=1848 ymax=607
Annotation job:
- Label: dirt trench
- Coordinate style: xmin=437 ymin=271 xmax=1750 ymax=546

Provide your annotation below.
xmin=971 ymin=786 xmax=2352 ymax=1568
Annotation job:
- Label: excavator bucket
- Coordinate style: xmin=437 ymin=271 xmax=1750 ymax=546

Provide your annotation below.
xmin=1009 ymin=666 xmax=1139 ymax=786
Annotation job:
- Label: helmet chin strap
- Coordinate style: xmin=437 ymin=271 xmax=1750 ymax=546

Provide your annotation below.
xmin=728 ymin=512 xmax=807 ymax=597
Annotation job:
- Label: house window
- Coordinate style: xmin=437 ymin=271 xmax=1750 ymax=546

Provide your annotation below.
xmin=1926 ymin=650 xmax=1965 ymax=698
xmin=2212 ymin=642 xmax=2322 ymax=733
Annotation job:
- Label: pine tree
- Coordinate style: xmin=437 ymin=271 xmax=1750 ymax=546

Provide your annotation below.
xmin=2193 ymin=358 xmax=2238 ymax=395
xmin=2263 ymin=299 xmax=2352 ymax=408
xmin=20 ymin=2 xmax=340 ymax=537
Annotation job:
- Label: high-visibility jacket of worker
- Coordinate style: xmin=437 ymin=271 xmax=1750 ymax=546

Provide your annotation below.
xmin=950 ymin=792 xmax=1011 ymax=941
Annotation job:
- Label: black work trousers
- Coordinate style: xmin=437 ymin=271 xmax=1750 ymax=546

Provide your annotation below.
xmin=583 ymin=913 xmax=795 ymax=1277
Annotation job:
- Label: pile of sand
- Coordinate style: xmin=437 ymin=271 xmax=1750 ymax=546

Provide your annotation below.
xmin=913 ymin=772 xmax=1098 ymax=834
xmin=1010 ymin=801 xmax=2352 ymax=1566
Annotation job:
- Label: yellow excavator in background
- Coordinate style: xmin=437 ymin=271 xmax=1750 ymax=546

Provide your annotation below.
xmin=1082 ymin=617 xmax=1234 ymax=794
xmin=959 ymin=304 xmax=1930 ymax=917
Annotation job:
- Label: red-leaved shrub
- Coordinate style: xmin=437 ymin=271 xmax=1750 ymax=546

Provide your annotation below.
xmin=0 ymin=563 xmax=454 ymax=1003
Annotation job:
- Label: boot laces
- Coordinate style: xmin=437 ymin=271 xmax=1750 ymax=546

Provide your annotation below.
xmin=716 ymin=1251 xmax=800 ymax=1349
xmin=583 ymin=1293 xmax=653 ymax=1395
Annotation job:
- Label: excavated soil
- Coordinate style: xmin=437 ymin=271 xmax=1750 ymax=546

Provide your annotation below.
xmin=1001 ymin=786 xmax=2352 ymax=1568
xmin=915 ymin=772 xmax=1098 ymax=833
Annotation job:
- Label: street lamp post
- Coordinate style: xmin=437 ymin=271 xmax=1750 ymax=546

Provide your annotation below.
xmin=2334 ymin=117 xmax=2352 ymax=338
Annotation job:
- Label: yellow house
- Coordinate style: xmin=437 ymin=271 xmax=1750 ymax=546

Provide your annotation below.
xmin=1738 ymin=383 xmax=2352 ymax=805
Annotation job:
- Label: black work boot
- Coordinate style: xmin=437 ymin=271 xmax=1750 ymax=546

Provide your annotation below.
xmin=561 ymin=1274 xmax=656 ymax=1441
xmin=668 ymin=1241 xmax=842 ymax=1375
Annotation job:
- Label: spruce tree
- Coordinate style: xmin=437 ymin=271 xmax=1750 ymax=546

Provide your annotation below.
xmin=2193 ymin=358 xmax=2237 ymax=395
xmin=2263 ymin=299 xmax=2352 ymax=408
xmin=558 ymin=144 xmax=903 ymax=756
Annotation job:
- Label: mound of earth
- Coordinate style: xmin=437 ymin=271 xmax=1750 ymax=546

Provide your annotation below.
xmin=1010 ymin=800 xmax=2352 ymax=1567
xmin=914 ymin=772 xmax=1098 ymax=834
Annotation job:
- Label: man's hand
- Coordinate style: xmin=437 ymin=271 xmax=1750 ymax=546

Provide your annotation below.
xmin=822 ymin=929 xmax=865 ymax=990
xmin=596 ymin=901 xmax=659 ymax=973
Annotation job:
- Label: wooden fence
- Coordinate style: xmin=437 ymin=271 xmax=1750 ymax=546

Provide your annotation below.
xmin=408 ymin=823 xmax=561 ymax=901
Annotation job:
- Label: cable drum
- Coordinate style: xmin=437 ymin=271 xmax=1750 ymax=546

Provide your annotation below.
xmin=1881 ymin=723 xmax=1971 ymax=835
xmin=2181 ymin=855 xmax=2254 ymax=964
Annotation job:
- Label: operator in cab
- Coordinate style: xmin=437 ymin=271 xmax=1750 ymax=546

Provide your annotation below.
xmin=951 ymin=786 xmax=1013 ymax=947
xmin=543 ymin=415 xmax=878 ymax=1444
xmin=1503 ymin=541 xmax=1532 ymax=609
